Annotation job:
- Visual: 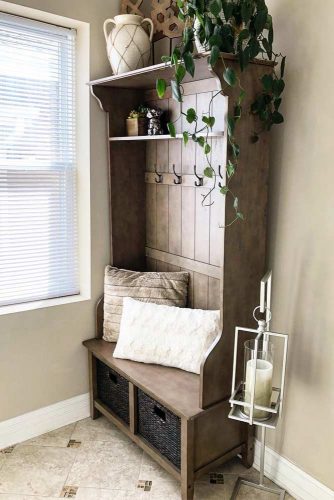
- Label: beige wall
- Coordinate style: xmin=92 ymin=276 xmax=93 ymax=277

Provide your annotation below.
xmin=0 ymin=0 xmax=118 ymax=421
xmin=266 ymin=0 xmax=334 ymax=490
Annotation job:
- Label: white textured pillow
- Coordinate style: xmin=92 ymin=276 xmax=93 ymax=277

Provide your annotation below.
xmin=113 ymin=297 xmax=220 ymax=374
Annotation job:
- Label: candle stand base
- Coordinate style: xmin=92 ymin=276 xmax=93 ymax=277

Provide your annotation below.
xmin=230 ymin=476 xmax=286 ymax=499
xmin=230 ymin=427 xmax=286 ymax=499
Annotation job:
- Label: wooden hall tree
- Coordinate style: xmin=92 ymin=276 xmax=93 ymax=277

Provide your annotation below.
xmin=84 ymin=54 xmax=272 ymax=500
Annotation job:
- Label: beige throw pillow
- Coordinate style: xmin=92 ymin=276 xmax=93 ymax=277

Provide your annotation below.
xmin=103 ymin=266 xmax=189 ymax=342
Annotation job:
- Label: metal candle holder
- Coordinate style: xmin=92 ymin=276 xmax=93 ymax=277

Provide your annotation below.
xmin=229 ymin=271 xmax=289 ymax=499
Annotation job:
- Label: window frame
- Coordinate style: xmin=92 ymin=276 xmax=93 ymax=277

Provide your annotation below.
xmin=0 ymin=1 xmax=91 ymax=315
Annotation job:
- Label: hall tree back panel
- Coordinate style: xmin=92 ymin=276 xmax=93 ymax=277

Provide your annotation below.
xmin=85 ymin=54 xmax=273 ymax=499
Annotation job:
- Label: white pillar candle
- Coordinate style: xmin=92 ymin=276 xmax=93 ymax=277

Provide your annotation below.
xmin=244 ymin=359 xmax=273 ymax=419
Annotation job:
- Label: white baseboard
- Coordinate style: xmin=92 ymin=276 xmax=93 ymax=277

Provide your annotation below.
xmin=0 ymin=393 xmax=90 ymax=450
xmin=254 ymin=439 xmax=334 ymax=500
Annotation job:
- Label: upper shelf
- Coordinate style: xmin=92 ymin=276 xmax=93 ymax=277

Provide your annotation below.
xmin=89 ymin=52 xmax=274 ymax=91
xmin=109 ymin=132 xmax=224 ymax=142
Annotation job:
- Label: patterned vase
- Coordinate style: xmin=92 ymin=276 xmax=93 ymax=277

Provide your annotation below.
xmin=103 ymin=14 xmax=154 ymax=75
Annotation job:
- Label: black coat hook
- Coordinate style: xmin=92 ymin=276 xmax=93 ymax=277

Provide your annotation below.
xmin=218 ymin=165 xmax=223 ymax=188
xmin=194 ymin=165 xmax=204 ymax=187
xmin=172 ymin=164 xmax=182 ymax=185
xmin=154 ymin=165 xmax=163 ymax=184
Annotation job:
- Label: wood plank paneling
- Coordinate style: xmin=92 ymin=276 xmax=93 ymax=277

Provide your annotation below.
xmin=184 ymin=269 xmax=194 ymax=308
xmin=193 ymin=273 xmax=209 ymax=309
xmin=181 ymin=94 xmax=196 ymax=174
xmin=168 ymin=264 xmax=181 ymax=272
xmin=208 ymin=277 xmax=221 ymax=310
xmin=156 ymin=184 xmax=169 ymax=252
xmin=156 ymin=260 xmax=169 ymax=272
xmin=169 ymin=140 xmax=182 ymax=173
xmin=169 ymin=98 xmax=182 ymax=134
xmin=195 ymin=188 xmax=210 ymax=264
xmin=195 ymin=92 xmax=213 ymax=175
xmin=168 ymin=185 xmax=182 ymax=255
xmin=146 ymin=257 xmax=157 ymax=271
xmin=146 ymin=183 xmax=156 ymax=248
xmin=212 ymin=92 xmax=227 ymax=133
xmin=145 ymin=247 xmax=220 ymax=279
xmin=181 ymin=187 xmax=195 ymax=259
xmin=157 ymin=140 xmax=169 ymax=173
xmin=146 ymin=141 xmax=157 ymax=172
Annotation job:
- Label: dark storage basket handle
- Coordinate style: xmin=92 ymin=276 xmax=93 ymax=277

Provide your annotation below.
xmin=153 ymin=404 xmax=166 ymax=423
xmin=108 ymin=371 xmax=118 ymax=385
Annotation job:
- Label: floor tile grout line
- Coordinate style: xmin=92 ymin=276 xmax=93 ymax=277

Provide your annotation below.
xmin=58 ymin=441 xmax=82 ymax=497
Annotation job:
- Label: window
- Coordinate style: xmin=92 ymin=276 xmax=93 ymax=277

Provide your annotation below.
xmin=0 ymin=13 xmax=79 ymax=307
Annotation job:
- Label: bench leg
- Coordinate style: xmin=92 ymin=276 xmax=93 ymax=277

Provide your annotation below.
xmin=88 ymin=352 xmax=100 ymax=420
xmin=181 ymin=418 xmax=195 ymax=500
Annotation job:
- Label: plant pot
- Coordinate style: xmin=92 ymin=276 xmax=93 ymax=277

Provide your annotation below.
xmin=126 ymin=117 xmax=147 ymax=136
xmin=103 ymin=14 xmax=154 ymax=75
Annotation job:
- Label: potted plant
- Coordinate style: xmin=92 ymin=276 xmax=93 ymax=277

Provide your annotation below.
xmin=156 ymin=0 xmax=286 ymax=225
xmin=126 ymin=106 xmax=148 ymax=136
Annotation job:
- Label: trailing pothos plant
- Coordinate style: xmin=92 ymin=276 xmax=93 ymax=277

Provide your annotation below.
xmin=156 ymin=0 xmax=286 ymax=226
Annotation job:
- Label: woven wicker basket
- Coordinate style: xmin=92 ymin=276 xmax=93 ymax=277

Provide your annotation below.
xmin=96 ymin=359 xmax=130 ymax=425
xmin=137 ymin=389 xmax=181 ymax=468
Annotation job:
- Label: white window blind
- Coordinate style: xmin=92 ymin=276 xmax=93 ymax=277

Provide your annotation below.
xmin=0 ymin=13 xmax=79 ymax=307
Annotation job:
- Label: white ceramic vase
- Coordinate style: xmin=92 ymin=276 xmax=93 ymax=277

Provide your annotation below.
xmin=103 ymin=14 xmax=154 ymax=75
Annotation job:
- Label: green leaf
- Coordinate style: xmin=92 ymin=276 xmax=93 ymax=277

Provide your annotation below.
xmin=223 ymin=67 xmax=237 ymax=87
xmin=237 ymin=212 xmax=245 ymax=220
xmin=261 ymin=74 xmax=273 ymax=92
xmin=233 ymin=196 xmax=239 ymax=210
xmin=202 ymin=116 xmax=215 ymax=129
xmin=220 ymin=185 xmax=229 ymax=195
xmin=183 ymin=51 xmax=195 ymax=77
xmin=197 ymin=136 xmax=205 ymax=147
xmin=209 ymin=45 xmax=220 ymax=66
xmin=238 ymin=90 xmax=246 ymax=105
xmin=204 ymin=143 xmax=211 ymax=154
xmin=273 ymin=78 xmax=285 ymax=96
xmin=226 ymin=160 xmax=235 ymax=178
xmin=239 ymin=29 xmax=249 ymax=42
xmin=231 ymin=142 xmax=240 ymax=157
xmin=171 ymin=47 xmax=181 ymax=66
xmin=156 ymin=78 xmax=167 ymax=99
xmin=171 ymin=80 xmax=182 ymax=102
xmin=274 ymin=98 xmax=282 ymax=110
xmin=209 ymin=0 xmax=222 ymax=17
xmin=167 ymin=122 xmax=176 ymax=138
xmin=222 ymin=1 xmax=233 ymax=21
xmin=268 ymin=25 xmax=274 ymax=45
xmin=161 ymin=55 xmax=171 ymax=63
xmin=248 ymin=37 xmax=260 ymax=59
xmin=271 ymin=111 xmax=284 ymax=124
xmin=227 ymin=116 xmax=235 ymax=137
xmin=254 ymin=9 xmax=268 ymax=34
xmin=175 ymin=64 xmax=186 ymax=84
xmin=183 ymin=131 xmax=189 ymax=145
xmin=262 ymin=38 xmax=272 ymax=60
xmin=204 ymin=166 xmax=213 ymax=178
xmin=186 ymin=108 xmax=197 ymax=124
xmin=281 ymin=56 xmax=286 ymax=78
xmin=241 ymin=3 xmax=252 ymax=23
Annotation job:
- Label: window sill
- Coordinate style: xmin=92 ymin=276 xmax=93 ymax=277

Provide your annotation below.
xmin=0 ymin=294 xmax=91 ymax=316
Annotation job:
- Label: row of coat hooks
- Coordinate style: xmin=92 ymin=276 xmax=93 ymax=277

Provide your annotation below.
xmin=154 ymin=164 xmax=224 ymax=188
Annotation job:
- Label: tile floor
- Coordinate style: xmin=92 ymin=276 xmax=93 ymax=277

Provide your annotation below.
xmin=0 ymin=416 xmax=295 ymax=499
